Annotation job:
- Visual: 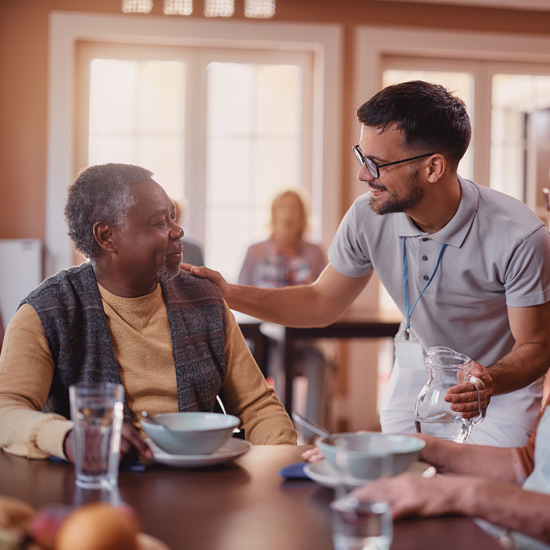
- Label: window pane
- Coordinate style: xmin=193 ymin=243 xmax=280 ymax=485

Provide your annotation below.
xmin=207 ymin=139 xmax=251 ymax=205
xmin=121 ymin=0 xmax=153 ymax=14
xmin=244 ymin=0 xmax=276 ymax=18
xmin=207 ymin=63 xmax=254 ymax=137
xmin=256 ymin=65 xmax=301 ymax=134
xmin=204 ymin=0 xmax=234 ymax=17
xmin=383 ymin=70 xmax=474 ymax=181
xmin=205 ymin=62 xmax=303 ymax=281
xmin=88 ymin=59 xmax=186 ymax=199
xmin=491 ymin=74 xmax=550 ymax=210
xmin=163 ymin=0 xmax=193 ymax=15
xmin=89 ymin=60 xmax=136 ymax=134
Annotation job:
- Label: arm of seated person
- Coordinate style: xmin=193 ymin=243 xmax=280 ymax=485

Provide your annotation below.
xmin=0 ymin=304 xmax=72 ymax=459
xmin=352 ymin=473 xmax=550 ymax=545
xmin=220 ymin=304 xmax=297 ymax=445
xmin=416 ymin=434 xmax=520 ymax=483
xmin=0 ymin=305 xmax=154 ymax=462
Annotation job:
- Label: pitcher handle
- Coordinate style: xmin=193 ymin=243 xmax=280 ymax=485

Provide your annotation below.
xmin=466 ymin=374 xmax=485 ymax=425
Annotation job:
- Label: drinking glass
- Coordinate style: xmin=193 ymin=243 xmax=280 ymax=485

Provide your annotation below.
xmin=69 ymin=383 xmax=124 ymax=489
xmin=330 ymin=438 xmax=393 ymax=550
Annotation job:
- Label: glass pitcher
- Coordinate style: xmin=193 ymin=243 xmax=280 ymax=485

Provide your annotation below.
xmin=414 ymin=346 xmax=484 ymax=443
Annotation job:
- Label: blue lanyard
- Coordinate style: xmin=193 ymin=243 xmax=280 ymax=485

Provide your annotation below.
xmin=402 ymin=237 xmax=447 ymax=340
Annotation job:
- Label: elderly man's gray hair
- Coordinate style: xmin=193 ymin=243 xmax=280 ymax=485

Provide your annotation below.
xmin=64 ymin=163 xmax=153 ymax=260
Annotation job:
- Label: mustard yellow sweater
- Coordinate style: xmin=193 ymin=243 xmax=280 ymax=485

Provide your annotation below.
xmin=0 ymin=283 xmax=296 ymax=459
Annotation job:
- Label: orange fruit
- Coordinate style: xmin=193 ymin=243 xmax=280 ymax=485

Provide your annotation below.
xmin=55 ymin=502 xmax=139 ymax=550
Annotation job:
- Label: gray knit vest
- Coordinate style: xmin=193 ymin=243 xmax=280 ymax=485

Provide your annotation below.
xmin=21 ymin=263 xmax=227 ymax=422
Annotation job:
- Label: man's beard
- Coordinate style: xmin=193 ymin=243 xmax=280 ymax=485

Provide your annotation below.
xmin=156 ymin=261 xmax=180 ymax=283
xmin=156 ymin=242 xmax=182 ymax=283
xmin=369 ymin=171 xmax=424 ymax=215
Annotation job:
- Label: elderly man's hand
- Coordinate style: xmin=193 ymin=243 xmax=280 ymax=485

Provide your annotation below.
xmin=180 ymin=263 xmax=231 ymax=298
xmin=63 ymin=423 xmax=153 ymax=463
xmin=301 ymin=446 xmax=324 ymax=463
xmin=350 ymin=473 xmax=468 ymax=519
xmin=444 ymin=362 xmax=493 ymax=420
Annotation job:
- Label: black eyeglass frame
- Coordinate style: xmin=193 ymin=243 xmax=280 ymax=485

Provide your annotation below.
xmin=352 ymin=145 xmax=436 ymax=179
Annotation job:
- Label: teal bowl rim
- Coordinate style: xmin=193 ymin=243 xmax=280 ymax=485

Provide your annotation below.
xmin=142 ymin=411 xmax=240 ymax=432
xmin=317 ymin=432 xmax=426 ymax=456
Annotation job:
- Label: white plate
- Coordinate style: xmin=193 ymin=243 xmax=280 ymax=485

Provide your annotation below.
xmin=303 ymin=461 xmax=364 ymax=489
xmin=304 ymin=460 xmax=432 ymax=489
xmin=146 ymin=438 xmax=250 ymax=468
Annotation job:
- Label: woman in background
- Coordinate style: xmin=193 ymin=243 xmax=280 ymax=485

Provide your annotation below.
xmin=239 ymin=189 xmax=326 ymax=287
xmin=239 ymin=189 xmax=334 ymax=435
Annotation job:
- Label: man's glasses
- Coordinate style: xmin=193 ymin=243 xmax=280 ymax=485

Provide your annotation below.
xmin=352 ymin=145 xmax=436 ymax=179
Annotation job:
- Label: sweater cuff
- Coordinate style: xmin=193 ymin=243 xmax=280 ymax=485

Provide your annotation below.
xmin=35 ymin=418 xmax=74 ymax=460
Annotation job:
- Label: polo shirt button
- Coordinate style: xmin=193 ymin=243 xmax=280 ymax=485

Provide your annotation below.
xmin=422 ymin=255 xmax=428 ymax=261
xmin=423 ymin=275 xmax=429 ymax=281
xmin=422 ymin=238 xmax=429 ymax=242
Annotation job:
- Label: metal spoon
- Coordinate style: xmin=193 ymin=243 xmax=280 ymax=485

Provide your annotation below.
xmin=292 ymin=412 xmax=335 ymax=444
xmin=141 ymin=410 xmax=167 ymax=429
xmin=216 ymin=396 xmax=241 ymax=434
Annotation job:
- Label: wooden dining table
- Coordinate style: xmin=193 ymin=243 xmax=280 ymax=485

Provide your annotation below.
xmin=0 ymin=445 xmax=503 ymax=550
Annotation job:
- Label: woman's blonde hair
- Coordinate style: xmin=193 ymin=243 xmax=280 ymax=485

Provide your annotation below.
xmin=269 ymin=188 xmax=310 ymax=239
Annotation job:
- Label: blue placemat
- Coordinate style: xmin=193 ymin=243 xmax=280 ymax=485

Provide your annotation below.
xmin=278 ymin=462 xmax=309 ymax=480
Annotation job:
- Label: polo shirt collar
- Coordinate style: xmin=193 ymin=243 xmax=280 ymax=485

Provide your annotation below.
xmin=394 ymin=175 xmax=479 ymax=248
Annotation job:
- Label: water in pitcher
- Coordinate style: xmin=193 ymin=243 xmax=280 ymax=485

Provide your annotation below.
xmin=414 ymin=346 xmax=483 ymax=444
xmin=414 ymin=411 xmax=471 ymax=442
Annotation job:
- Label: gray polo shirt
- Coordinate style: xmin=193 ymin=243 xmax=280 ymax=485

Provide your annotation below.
xmin=329 ymin=176 xmax=550 ymax=444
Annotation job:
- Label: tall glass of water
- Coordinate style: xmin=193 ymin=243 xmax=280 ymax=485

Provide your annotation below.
xmin=330 ymin=438 xmax=393 ymax=550
xmin=69 ymin=383 xmax=124 ymax=489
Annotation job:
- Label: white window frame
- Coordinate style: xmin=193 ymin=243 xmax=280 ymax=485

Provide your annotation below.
xmin=47 ymin=12 xmax=343 ymax=277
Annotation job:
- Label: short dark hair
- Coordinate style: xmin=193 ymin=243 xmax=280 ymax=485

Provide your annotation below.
xmin=356 ymin=80 xmax=471 ymax=170
xmin=64 ymin=163 xmax=153 ymax=260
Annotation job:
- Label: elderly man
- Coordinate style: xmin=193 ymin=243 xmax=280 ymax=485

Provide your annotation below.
xmin=0 ymin=163 xmax=296 ymax=462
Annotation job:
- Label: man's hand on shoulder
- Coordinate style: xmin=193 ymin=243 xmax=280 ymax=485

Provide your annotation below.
xmin=180 ymin=262 xmax=231 ymax=298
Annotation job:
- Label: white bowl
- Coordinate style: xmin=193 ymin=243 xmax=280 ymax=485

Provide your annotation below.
xmin=317 ymin=432 xmax=425 ymax=482
xmin=142 ymin=412 xmax=240 ymax=455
